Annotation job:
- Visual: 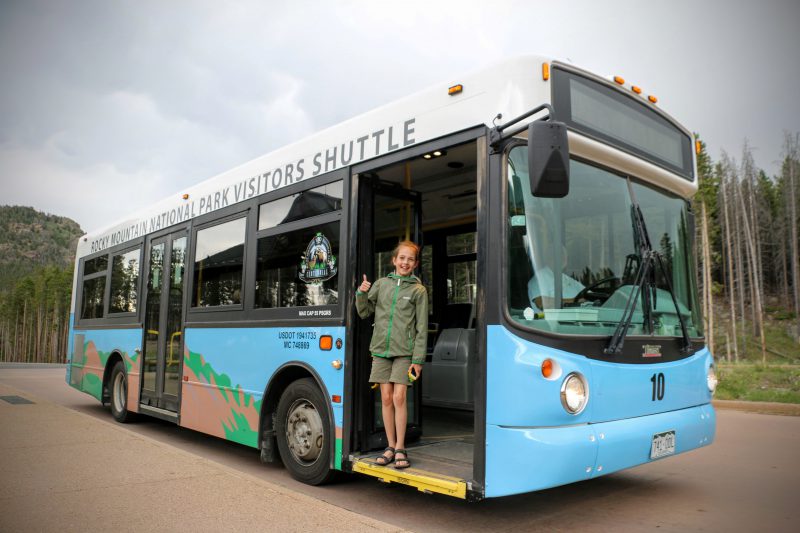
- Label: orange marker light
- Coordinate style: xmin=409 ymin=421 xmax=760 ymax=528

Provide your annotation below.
xmin=648 ymin=95 xmax=658 ymax=104
xmin=542 ymin=63 xmax=550 ymax=81
xmin=542 ymin=359 xmax=554 ymax=378
xmin=182 ymin=193 xmax=190 ymax=200
xmin=631 ymin=86 xmax=642 ymax=94
xmin=320 ymin=335 xmax=333 ymax=351
xmin=614 ymin=76 xmax=625 ymax=85
xmin=696 ymin=140 xmax=702 ymax=155
xmin=448 ymin=84 xmax=463 ymax=95
xmin=332 ymin=395 xmax=342 ymax=403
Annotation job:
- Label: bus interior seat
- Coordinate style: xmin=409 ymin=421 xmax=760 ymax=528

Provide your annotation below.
xmin=423 ymin=303 xmax=476 ymax=410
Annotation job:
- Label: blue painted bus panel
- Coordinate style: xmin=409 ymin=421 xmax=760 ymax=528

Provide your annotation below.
xmin=485 ymin=404 xmax=715 ymax=498
xmin=592 ymin=403 xmax=715 ymax=477
xmin=180 ymin=327 xmax=346 ymax=449
xmin=486 ymin=325 xmax=714 ymax=427
xmin=65 ymin=324 xmax=347 ymax=453
xmin=484 ymin=422 xmax=598 ymax=497
xmin=485 ymin=324 xmax=716 ymax=497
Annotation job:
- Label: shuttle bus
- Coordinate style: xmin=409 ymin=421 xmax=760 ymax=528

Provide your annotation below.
xmin=66 ymin=55 xmax=717 ymax=500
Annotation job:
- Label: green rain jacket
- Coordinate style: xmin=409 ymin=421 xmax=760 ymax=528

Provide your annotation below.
xmin=355 ymin=273 xmax=429 ymax=364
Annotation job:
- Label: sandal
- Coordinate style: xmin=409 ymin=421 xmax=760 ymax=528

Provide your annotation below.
xmin=375 ymin=446 xmax=395 ymax=466
xmin=394 ymin=449 xmax=410 ymax=469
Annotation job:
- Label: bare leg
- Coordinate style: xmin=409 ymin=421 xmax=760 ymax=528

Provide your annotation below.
xmin=392 ymin=384 xmax=408 ymax=451
xmin=380 ymin=383 xmax=396 ymax=456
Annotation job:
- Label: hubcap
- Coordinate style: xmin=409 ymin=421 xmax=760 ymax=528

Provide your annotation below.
xmin=113 ymin=372 xmax=126 ymax=413
xmin=285 ymin=399 xmax=323 ymax=464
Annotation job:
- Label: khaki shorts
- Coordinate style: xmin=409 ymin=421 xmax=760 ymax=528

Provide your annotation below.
xmin=369 ymin=356 xmax=413 ymax=385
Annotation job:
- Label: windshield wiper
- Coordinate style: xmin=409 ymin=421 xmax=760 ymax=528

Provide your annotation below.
xmin=604 ymin=203 xmax=651 ymax=356
xmin=605 ymin=201 xmax=692 ymax=356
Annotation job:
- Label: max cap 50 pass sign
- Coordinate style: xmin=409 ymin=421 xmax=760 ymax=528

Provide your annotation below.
xmin=299 ymin=232 xmax=337 ymax=284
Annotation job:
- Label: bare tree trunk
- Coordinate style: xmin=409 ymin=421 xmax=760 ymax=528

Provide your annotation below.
xmin=779 ymin=218 xmax=790 ymax=307
xmin=22 ymin=300 xmax=28 ymax=363
xmin=737 ymin=177 xmax=768 ymax=363
xmin=721 ymin=164 xmax=739 ymax=362
xmin=0 ymin=321 xmax=6 ymax=361
xmin=731 ymin=164 xmax=747 ymax=354
xmin=13 ymin=309 xmax=19 ymax=363
xmin=701 ymin=201 xmax=715 ymax=354
xmin=725 ymin=332 xmax=731 ymax=362
xmin=37 ymin=302 xmax=43 ymax=363
xmin=742 ymin=145 xmax=760 ymax=337
xmin=786 ymin=134 xmax=800 ymax=342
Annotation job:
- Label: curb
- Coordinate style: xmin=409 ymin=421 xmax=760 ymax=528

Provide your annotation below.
xmin=713 ymin=399 xmax=800 ymax=416
xmin=0 ymin=363 xmax=67 ymax=368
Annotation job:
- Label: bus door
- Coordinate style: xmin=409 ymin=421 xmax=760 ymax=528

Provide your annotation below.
xmin=355 ymin=175 xmax=424 ymax=450
xmin=140 ymin=230 xmax=188 ymax=413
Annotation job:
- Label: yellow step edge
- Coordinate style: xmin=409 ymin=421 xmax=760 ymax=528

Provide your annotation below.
xmin=352 ymin=457 xmax=467 ymax=499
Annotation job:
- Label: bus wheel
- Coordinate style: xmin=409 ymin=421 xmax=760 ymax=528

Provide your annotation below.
xmin=275 ymin=378 xmax=334 ymax=485
xmin=110 ymin=361 xmax=134 ymax=423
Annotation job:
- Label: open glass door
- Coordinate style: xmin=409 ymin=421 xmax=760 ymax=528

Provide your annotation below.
xmin=355 ymin=175 xmax=423 ymax=450
xmin=141 ymin=230 xmax=187 ymax=413
xmin=349 ymin=139 xmax=481 ymax=500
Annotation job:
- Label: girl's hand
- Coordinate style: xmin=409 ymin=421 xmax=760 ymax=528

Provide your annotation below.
xmin=358 ymin=274 xmax=371 ymax=293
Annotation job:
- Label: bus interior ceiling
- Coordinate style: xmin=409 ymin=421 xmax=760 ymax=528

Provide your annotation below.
xmin=366 ymin=140 xmax=478 ymax=480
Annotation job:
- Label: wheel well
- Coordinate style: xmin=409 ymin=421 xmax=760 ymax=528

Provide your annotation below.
xmin=259 ymin=365 xmax=331 ymax=453
xmin=102 ymin=352 xmax=124 ymax=404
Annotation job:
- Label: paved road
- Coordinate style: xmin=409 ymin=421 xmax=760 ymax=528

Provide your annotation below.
xmin=2 ymin=366 xmax=798 ymax=532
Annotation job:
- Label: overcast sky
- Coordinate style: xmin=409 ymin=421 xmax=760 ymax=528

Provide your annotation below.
xmin=1 ymin=0 xmax=798 ymax=233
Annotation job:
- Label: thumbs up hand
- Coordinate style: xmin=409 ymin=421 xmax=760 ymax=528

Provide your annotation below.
xmin=358 ymin=274 xmax=372 ymax=293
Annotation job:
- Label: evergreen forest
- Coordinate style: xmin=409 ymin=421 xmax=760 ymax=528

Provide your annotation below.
xmin=0 ymin=206 xmax=82 ymax=364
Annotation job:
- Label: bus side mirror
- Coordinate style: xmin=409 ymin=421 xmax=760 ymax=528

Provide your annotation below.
xmin=528 ymin=121 xmax=570 ymax=198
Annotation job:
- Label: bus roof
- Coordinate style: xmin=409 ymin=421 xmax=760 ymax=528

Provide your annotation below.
xmin=77 ymin=55 xmax=694 ymax=258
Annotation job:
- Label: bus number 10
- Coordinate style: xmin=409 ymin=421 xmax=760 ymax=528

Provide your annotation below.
xmin=650 ymin=373 xmax=666 ymax=401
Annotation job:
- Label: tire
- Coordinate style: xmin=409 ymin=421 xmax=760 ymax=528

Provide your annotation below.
xmin=109 ymin=360 xmax=134 ymax=423
xmin=275 ymin=377 xmax=335 ymax=485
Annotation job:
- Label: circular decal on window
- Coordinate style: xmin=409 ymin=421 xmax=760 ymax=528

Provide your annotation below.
xmin=299 ymin=232 xmax=337 ymax=285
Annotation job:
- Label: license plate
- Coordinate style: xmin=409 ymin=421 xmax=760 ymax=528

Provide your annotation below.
xmin=650 ymin=430 xmax=676 ymax=459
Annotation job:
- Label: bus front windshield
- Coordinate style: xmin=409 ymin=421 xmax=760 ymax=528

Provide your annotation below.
xmin=506 ymin=146 xmax=702 ymax=338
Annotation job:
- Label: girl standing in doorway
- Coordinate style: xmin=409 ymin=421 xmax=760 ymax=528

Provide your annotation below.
xmin=355 ymin=241 xmax=428 ymax=469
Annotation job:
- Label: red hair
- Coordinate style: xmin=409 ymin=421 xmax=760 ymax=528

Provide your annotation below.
xmin=392 ymin=240 xmax=420 ymax=260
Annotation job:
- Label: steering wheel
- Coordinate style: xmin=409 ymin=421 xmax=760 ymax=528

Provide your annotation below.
xmin=573 ymin=277 xmax=621 ymax=305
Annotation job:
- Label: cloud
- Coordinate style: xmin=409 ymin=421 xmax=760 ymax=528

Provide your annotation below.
xmin=0 ymin=0 xmax=798 ymax=235
xmin=0 ymin=142 xmax=161 ymax=232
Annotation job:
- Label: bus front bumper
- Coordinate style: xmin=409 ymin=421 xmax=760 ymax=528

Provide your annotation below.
xmin=484 ymin=403 xmax=716 ymax=498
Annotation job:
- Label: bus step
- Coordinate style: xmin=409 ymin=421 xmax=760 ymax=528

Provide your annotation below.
xmin=352 ymin=457 xmax=467 ymax=499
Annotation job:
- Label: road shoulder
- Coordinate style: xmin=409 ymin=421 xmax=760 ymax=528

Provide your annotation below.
xmin=0 ymin=382 xmax=407 ymax=533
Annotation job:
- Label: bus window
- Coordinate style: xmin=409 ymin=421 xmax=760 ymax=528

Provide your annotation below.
xmin=258 ymin=181 xmax=344 ymax=231
xmin=255 ymin=221 xmax=340 ymax=308
xmin=446 ymin=232 xmax=476 ymax=305
xmin=81 ymin=276 xmax=106 ymax=319
xmin=80 ymin=254 xmax=108 ymax=319
xmin=192 ymin=217 xmax=246 ymax=307
xmin=108 ymin=248 xmax=141 ymax=314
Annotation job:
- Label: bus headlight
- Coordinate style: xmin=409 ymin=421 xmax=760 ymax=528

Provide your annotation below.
xmin=560 ymin=372 xmax=588 ymax=414
xmin=707 ymin=366 xmax=718 ymax=395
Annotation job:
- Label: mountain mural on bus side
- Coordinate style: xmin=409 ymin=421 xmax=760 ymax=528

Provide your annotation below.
xmin=180 ymin=346 xmax=262 ymax=448
xmin=69 ymin=338 xmax=105 ymax=400
xmin=70 ymin=338 xmax=139 ymax=403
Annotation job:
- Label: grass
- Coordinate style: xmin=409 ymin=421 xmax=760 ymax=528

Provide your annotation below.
xmin=715 ymin=364 xmax=800 ymax=404
xmin=707 ymin=302 xmax=800 ymax=403
xmin=711 ymin=322 xmax=799 ymax=365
